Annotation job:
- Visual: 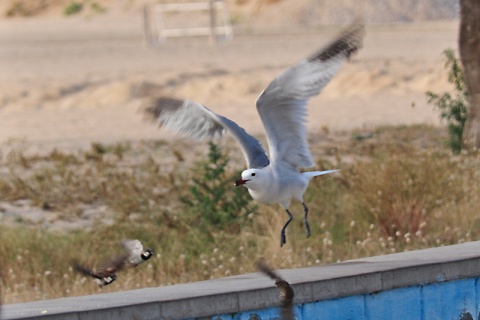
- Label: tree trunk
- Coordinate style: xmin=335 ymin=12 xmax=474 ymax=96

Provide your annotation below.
xmin=459 ymin=0 xmax=480 ymax=150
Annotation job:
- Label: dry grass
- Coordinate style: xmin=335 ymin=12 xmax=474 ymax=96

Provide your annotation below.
xmin=1 ymin=124 xmax=480 ymax=304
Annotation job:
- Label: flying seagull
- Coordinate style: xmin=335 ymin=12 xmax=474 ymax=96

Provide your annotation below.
xmin=72 ymin=239 xmax=154 ymax=287
xmin=257 ymin=259 xmax=294 ymax=320
xmin=143 ymin=22 xmax=365 ymax=246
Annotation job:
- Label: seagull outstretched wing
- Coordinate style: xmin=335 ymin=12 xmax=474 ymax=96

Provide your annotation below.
xmin=143 ymin=97 xmax=270 ymax=168
xmin=256 ymin=23 xmax=365 ymax=169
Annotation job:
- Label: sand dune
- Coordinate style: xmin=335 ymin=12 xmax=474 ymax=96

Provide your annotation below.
xmin=0 ymin=14 xmax=459 ymax=154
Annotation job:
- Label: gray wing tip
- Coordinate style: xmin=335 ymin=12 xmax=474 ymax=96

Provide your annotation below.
xmin=141 ymin=96 xmax=227 ymax=140
xmin=141 ymin=96 xmax=186 ymax=122
xmin=308 ymin=20 xmax=366 ymax=62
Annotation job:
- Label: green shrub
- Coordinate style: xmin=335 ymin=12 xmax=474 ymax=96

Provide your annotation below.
xmin=426 ymin=49 xmax=469 ymax=154
xmin=64 ymin=2 xmax=83 ymax=16
xmin=181 ymin=142 xmax=256 ymax=232
xmin=90 ymin=2 xmax=106 ymax=14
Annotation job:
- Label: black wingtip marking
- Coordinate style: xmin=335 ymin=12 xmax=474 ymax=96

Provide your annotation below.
xmin=308 ymin=21 xmax=365 ymax=62
xmin=142 ymin=96 xmax=185 ymax=122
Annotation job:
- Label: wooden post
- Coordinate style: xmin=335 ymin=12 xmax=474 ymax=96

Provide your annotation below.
xmin=143 ymin=5 xmax=152 ymax=47
xmin=209 ymin=0 xmax=217 ymax=46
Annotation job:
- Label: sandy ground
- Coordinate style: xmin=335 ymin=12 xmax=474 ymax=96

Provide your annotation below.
xmin=0 ymin=15 xmax=459 ymax=155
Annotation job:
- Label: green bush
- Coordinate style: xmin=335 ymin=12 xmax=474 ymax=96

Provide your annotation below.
xmin=181 ymin=142 xmax=256 ymax=232
xmin=63 ymin=2 xmax=83 ymax=16
xmin=90 ymin=2 xmax=106 ymax=14
xmin=426 ymin=49 xmax=469 ymax=154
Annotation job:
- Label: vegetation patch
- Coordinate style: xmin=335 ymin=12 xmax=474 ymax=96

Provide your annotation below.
xmin=427 ymin=49 xmax=469 ymax=154
xmin=1 ymin=125 xmax=479 ymax=303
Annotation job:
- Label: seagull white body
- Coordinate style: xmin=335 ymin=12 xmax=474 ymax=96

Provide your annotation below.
xmin=239 ymin=166 xmax=338 ymax=208
xmin=143 ymin=22 xmax=365 ymax=246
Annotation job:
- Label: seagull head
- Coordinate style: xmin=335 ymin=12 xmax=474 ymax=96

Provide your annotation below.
xmin=235 ymin=168 xmax=263 ymax=189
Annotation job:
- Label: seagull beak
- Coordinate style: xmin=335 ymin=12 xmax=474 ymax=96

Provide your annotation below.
xmin=234 ymin=179 xmax=248 ymax=187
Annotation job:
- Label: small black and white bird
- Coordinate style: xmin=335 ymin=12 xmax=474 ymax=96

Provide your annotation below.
xmin=143 ymin=22 xmax=365 ymax=246
xmin=257 ymin=259 xmax=294 ymax=320
xmin=72 ymin=239 xmax=154 ymax=287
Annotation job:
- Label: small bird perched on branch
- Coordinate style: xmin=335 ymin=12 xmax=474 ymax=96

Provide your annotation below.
xmin=72 ymin=239 xmax=154 ymax=287
xmin=256 ymin=259 xmax=294 ymax=320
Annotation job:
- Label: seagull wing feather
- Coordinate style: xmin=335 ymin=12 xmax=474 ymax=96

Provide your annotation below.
xmin=256 ymin=23 xmax=365 ymax=169
xmin=143 ymin=97 xmax=269 ymax=168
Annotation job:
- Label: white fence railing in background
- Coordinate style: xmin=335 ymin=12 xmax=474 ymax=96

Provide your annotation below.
xmin=143 ymin=0 xmax=233 ymax=46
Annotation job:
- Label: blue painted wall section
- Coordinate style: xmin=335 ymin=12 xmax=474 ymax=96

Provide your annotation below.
xmin=365 ymin=286 xmax=422 ymax=320
xmin=303 ymin=295 xmax=365 ymax=320
xmin=209 ymin=277 xmax=480 ymax=320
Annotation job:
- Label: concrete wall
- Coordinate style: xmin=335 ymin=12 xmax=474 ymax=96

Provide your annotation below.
xmin=4 ymin=241 xmax=480 ymax=320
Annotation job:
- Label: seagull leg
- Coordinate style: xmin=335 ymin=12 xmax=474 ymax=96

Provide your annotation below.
xmin=280 ymin=209 xmax=294 ymax=247
xmin=303 ymin=202 xmax=310 ymax=238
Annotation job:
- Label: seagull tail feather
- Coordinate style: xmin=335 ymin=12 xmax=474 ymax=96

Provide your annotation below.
xmin=303 ymin=169 xmax=340 ymax=180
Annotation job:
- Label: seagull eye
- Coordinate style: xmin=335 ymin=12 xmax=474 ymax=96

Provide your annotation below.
xmin=251 ymin=173 xmax=256 ymax=177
